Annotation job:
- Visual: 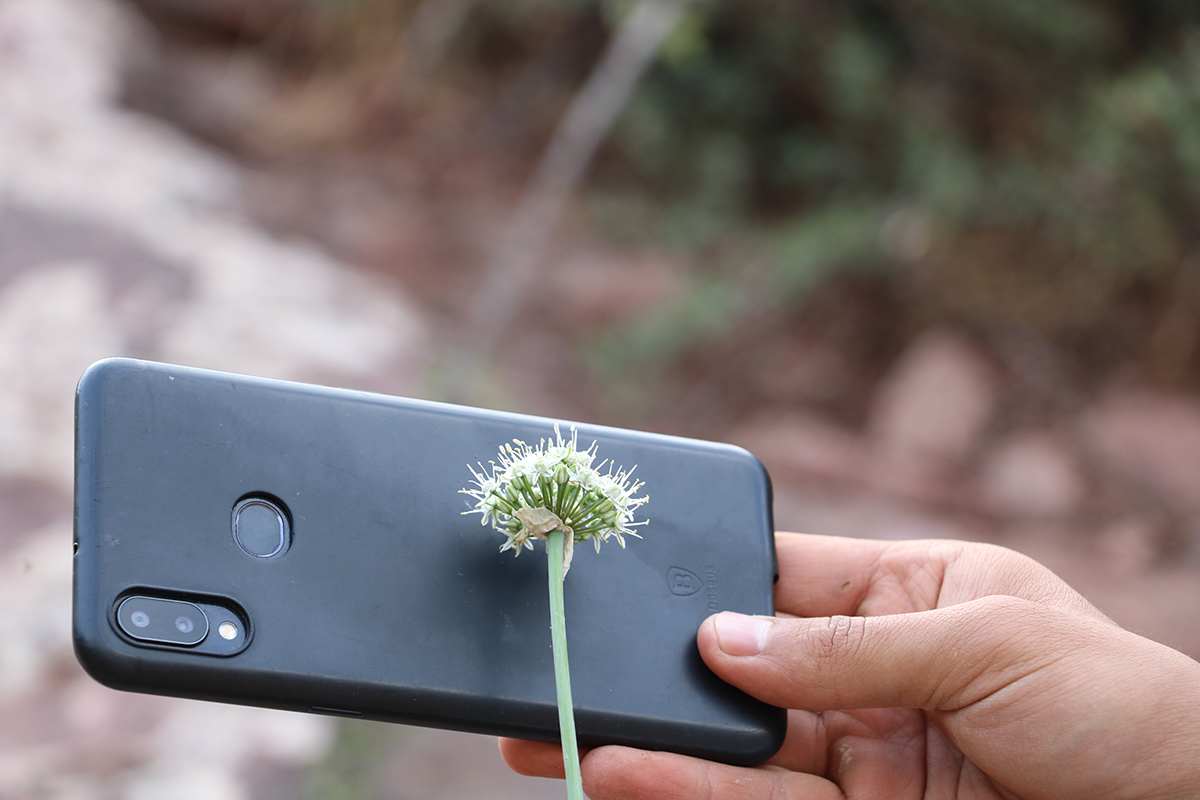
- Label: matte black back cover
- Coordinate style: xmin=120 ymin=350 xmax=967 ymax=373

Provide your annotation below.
xmin=74 ymin=359 xmax=784 ymax=764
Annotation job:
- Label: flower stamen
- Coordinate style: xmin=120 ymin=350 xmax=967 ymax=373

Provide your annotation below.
xmin=460 ymin=424 xmax=649 ymax=574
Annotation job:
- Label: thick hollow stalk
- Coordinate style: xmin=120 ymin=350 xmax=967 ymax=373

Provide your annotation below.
xmin=547 ymin=528 xmax=584 ymax=800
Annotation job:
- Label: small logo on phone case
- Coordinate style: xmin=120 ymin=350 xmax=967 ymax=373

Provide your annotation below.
xmin=667 ymin=567 xmax=702 ymax=596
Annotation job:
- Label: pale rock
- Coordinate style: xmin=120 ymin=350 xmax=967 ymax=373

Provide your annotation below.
xmin=0 ymin=0 xmax=236 ymax=225
xmin=151 ymin=702 xmax=335 ymax=768
xmin=0 ymin=0 xmax=132 ymax=115
xmin=60 ymin=672 xmax=140 ymax=737
xmin=869 ymin=329 xmax=999 ymax=466
xmin=0 ymin=262 xmax=123 ymax=487
xmin=150 ymin=215 xmax=424 ymax=383
xmin=758 ymin=343 xmax=856 ymax=407
xmin=0 ymin=0 xmax=429 ymax=794
xmin=1095 ymin=517 xmax=1160 ymax=575
xmin=1181 ymin=514 xmax=1200 ymax=569
xmin=119 ymin=701 xmax=335 ymax=800
xmin=0 ymin=0 xmax=427 ymax=391
xmin=125 ymin=766 xmax=247 ymax=800
xmin=130 ymin=47 xmax=281 ymax=146
xmin=977 ymin=431 xmax=1086 ymax=518
xmin=728 ymin=411 xmax=867 ymax=485
xmin=379 ymin=727 xmax=568 ymax=800
xmin=772 ymin=485 xmax=976 ymax=542
xmin=998 ymin=522 xmax=1200 ymax=658
xmin=541 ymin=247 xmax=685 ymax=326
xmin=728 ymin=408 xmax=961 ymax=508
xmin=1081 ymin=387 xmax=1200 ymax=511
xmin=0 ymin=526 xmax=75 ymax=701
xmin=0 ymin=747 xmax=63 ymax=800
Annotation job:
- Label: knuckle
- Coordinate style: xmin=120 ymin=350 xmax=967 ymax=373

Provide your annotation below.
xmin=971 ymin=594 xmax=1043 ymax=629
xmin=812 ymin=614 xmax=868 ymax=663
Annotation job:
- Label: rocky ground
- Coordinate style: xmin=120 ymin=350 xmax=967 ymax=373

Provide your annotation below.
xmin=0 ymin=0 xmax=554 ymax=797
xmin=1 ymin=0 xmax=1199 ymax=798
xmin=737 ymin=329 xmax=1200 ymax=658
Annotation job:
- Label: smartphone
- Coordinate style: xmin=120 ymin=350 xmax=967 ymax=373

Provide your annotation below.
xmin=73 ymin=358 xmax=785 ymax=765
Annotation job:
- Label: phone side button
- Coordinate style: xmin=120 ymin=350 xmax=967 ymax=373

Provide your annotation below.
xmin=309 ymin=707 xmax=363 ymax=718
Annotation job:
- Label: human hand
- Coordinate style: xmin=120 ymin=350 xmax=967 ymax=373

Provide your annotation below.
xmin=500 ymin=532 xmax=1200 ymax=799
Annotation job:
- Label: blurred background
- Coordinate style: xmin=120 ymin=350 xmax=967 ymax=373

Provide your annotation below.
xmin=2 ymin=0 xmax=1200 ymax=797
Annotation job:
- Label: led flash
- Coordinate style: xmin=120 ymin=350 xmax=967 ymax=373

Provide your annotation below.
xmin=218 ymin=622 xmax=239 ymax=640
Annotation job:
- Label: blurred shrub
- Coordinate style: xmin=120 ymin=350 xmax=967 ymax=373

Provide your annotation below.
xmin=573 ymin=0 xmax=1200 ymax=389
xmin=210 ymin=0 xmax=1200 ymax=389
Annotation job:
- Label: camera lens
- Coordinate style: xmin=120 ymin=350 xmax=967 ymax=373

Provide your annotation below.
xmin=116 ymin=596 xmax=208 ymax=646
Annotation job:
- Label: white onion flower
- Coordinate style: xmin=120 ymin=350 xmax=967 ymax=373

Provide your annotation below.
xmin=461 ymin=424 xmax=649 ymax=571
xmin=461 ymin=424 xmax=647 ymax=800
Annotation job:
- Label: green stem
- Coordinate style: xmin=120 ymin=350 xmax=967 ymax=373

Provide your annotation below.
xmin=547 ymin=528 xmax=584 ymax=800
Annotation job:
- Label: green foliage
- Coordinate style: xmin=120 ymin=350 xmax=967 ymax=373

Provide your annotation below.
xmin=586 ymin=272 xmax=745 ymax=416
xmin=583 ymin=0 xmax=1200 ymax=384
xmin=420 ymin=0 xmax=1200 ymax=387
xmin=304 ymin=721 xmax=386 ymax=800
xmin=770 ymin=201 xmax=885 ymax=294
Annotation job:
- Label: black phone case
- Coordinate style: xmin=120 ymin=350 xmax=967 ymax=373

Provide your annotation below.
xmin=73 ymin=358 xmax=785 ymax=765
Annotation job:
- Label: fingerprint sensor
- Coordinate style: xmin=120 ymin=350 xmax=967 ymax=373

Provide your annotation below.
xmin=233 ymin=497 xmax=290 ymax=558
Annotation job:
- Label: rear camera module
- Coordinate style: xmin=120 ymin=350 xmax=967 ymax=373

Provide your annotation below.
xmin=116 ymin=596 xmax=208 ymax=646
xmin=112 ymin=592 xmax=251 ymax=657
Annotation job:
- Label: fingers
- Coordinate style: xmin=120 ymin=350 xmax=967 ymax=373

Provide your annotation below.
xmin=500 ymin=711 xmax=855 ymax=780
xmin=772 ymin=532 xmax=1109 ymax=622
xmin=500 ymin=741 xmax=915 ymax=800
xmin=700 ymin=596 xmax=1089 ymax=713
xmin=772 ymin=532 xmax=890 ymax=617
xmin=497 ymin=737 xmax=569 ymax=778
xmin=499 ymin=739 xmax=842 ymax=799
xmin=502 ymin=709 xmax=855 ymax=780
xmin=772 ymin=533 xmax=987 ymax=617
xmin=580 ymin=746 xmax=842 ymax=800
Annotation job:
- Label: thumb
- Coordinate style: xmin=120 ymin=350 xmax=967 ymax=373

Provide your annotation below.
xmin=699 ymin=597 xmax=1086 ymax=713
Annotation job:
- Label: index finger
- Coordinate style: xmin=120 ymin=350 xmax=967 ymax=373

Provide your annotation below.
xmin=772 ymin=532 xmax=891 ymax=618
xmin=772 ymin=532 xmax=1108 ymax=622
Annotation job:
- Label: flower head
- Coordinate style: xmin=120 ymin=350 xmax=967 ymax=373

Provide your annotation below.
xmin=461 ymin=424 xmax=649 ymax=565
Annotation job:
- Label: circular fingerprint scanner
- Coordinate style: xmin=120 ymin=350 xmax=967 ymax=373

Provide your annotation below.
xmin=233 ymin=498 xmax=289 ymax=558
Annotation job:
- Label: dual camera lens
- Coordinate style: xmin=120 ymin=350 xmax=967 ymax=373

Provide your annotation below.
xmin=126 ymin=610 xmax=191 ymax=632
xmin=115 ymin=595 xmax=247 ymax=655
xmin=117 ymin=596 xmax=209 ymax=646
